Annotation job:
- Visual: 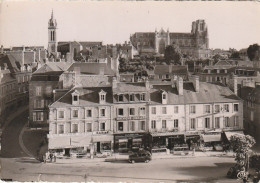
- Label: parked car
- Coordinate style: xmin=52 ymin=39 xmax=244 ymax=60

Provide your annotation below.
xmin=129 ymin=150 xmax=151 ymax=163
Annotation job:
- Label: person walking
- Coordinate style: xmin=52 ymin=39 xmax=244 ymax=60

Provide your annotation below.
xmin=49 ymin=153 xmax=53 ymax=162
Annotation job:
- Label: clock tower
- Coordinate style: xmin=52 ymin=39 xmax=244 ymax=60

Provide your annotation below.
xmin=48 ymin=10 xmax=57 ymax=55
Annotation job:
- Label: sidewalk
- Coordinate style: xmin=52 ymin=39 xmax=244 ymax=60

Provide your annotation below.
xmin=1 ymin=105 xmax=28 ymax=132
xmin=50 ymin=151 xmax=235 ymax=165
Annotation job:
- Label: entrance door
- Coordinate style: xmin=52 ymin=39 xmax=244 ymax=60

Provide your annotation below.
xmin=65 ymin=148 xmax=70 ymax=156
xmin=97 ymin=142 xmax=101 ymax=153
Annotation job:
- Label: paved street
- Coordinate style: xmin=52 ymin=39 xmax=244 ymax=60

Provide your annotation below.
xmin=1 ymin=109 xmax=29 ymax=158
xmin=1 ymin=156 xmax=241 ymax=182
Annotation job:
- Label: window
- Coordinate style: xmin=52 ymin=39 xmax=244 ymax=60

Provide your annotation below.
xmin=72 ymin=124 xmax=78 ymax=133
xmin=118 ymin=122 xmax=124 ymax=131
xmin=100 ymin=94 xmax=105 ymax=101
xmin=87 ymin=109 xmax=92 ymax=117
xmin=36 ymin=86 xmax=41 ymax=96
xmin=152 ymin=107 xmax=156 ymax=114
xmin=234 ymin=104 xmax=239 ymax=112
xmin=140 ymin=93 xmax=145 ymax=101
xmin=100 ymin=109 xmax=105 ymax=117
xmin=86 ymin=123 xmax=92 ymax=132
xmin=215 ymin=105 xmax=220 ymax=113
xmin=58 ymin=111 xmax=64 ymax=119
xmin=72 ymin=110 xmax=78 ymax=118
xmin=129 ymin=108 xmax=135 ymax=116
xmin=73 ymin=95 xmax=78 ymax=102
xmin=162 ymin=94 xmax=166 ymax=100
xmin=33 ymin=112 xmax=43 ymax=121
xmin=162 ymin=107 xmax=167 ymax=114
xmin=205 ymin=105 xmax=210 ymax=113
xmin=190 ymin=106 xmax=196 ymax=114
xmin=224 ymin=104 xmax=229 ymax=112
xmin=162 ymin=120 xmax=167 ymax=129
xmin=118 ymin=108 xmax=124 ymax=116
xmin=118 ymin=95 xmax=123 ymax=102
xmin=130 ymin=121 xmax=135 ymax=131
xmin=129 ymin=94 xmax=135 ymax=101
xmin=224 ymin=117 xmax=230 ymax=127
xmin=151 ymin=120 xmax=156 ymax=129
xmin=140 ymin=107 xmax=145 ymax=115
xmin=234 ymin=116 xmax=239 ymax=127
xmin=174 ymin=106 xmax=178 ymax=114
xmin=251 ymin=111 xmax=254 ymax=121
xmin=205 ymin=118 xmax=210 ymax=128
xmin=100 ymin=123 xmax=105 ymax=131
xmin=215 ymin=117 xmax=220 ymax=128
xmin=58 ymin=125 xmax=64 ymax=134
xmin=174 ymin=119 xmax=179 ymax=128
xmin=140 ymin=121 xmax=145 ymax=130
xmin=190 ymin=118 xmax=196 ymax=130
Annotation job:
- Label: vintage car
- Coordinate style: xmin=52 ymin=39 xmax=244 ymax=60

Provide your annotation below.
xmin=129 ymin=150 xmax=152 ymax=163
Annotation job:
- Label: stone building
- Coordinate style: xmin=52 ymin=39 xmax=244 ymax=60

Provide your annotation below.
xmin=130 ymin=20 xmax=210 ymax=59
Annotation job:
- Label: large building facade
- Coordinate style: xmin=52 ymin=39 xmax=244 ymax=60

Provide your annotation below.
xmin=130 ymin=20 xmax=210 ymax=59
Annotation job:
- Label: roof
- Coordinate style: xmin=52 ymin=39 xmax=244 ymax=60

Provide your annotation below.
xmin=113 ymin=82 xmax=147 ymax=93
xmin=154 ymin=65 xmax=188 ymax=75
xmin=0 ymin=69 xmax=16 ymax=84
xmin=31 ymin=71 xmax=63 ymax=81
xmin=34 ymin=62 xmax=72 ymax=74
xmin=0 ymin=54 xmax=20 ymax=73
xmin=67 ymin=63 xmax=115 ymax=75
xmin=51 ymin=87 xmax=113 ymax=107
xmin=149 ymin=82 xmax=241 ymax=105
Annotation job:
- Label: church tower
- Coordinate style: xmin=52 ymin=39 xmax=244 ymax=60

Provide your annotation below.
xmin=48 ymin=10 xmax=57 ymax=55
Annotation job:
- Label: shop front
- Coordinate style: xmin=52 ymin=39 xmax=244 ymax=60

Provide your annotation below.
xmin=92 ymin=134 xmax=114 ymax=154
xmin=114 ymin=133 xmax=149 ymax=153
xmin=185 ymin=132 xmax=202 ymax=150
xmin=150 ymin=132 xmax=185 ymax=153
xmin=201 ymin=132 xmax=222 ymax=151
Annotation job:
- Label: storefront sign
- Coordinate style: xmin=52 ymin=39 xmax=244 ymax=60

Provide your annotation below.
xmin=116 ymin=116 xmax=145 ymax=121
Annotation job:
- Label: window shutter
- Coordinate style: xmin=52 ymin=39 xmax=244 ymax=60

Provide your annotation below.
xmin=40 ymin=112 xmax=44 ymax=121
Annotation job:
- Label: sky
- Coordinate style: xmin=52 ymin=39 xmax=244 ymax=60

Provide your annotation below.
xmin=0 ymin=1 xmax=260 ymax=50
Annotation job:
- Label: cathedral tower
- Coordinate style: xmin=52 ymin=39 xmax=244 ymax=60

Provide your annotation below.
xmin=48 ymin=10 xmax=57 ymax=54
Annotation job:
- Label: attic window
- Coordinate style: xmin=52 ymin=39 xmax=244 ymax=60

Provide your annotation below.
xmin=101 ymin=94 xmax=105 ymax=101
xmin=73 ymin=95 xmax=78 ymax=101
xmin=162 ymin=94 xmax=167 ymax=100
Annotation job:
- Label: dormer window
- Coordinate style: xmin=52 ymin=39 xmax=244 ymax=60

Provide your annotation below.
xmin=99 ymin=90 xmax=107 ymax=104
xmin=129 ymin=94 xmax=135 ymax=102
xmin=161 ymin=91 xmax=167 ymax=104
xmin=118 ymin=94 xmax=123 ymax=102
xmin=72 ymin=90 xmax=80 ymax=105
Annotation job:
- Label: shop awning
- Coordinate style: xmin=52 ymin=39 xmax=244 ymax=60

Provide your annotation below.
xmin=119 ymin=139 xmax=128 ymax=143
xmin=202 ymin=134 xmax=222 ymax=142
xmin=92 ymin=135 xmax=113 ymax=143
xmin=133 ymin=138 xmax=142 ymax=142
xmin=48 ymin=135 xmax=92 ymax=149
xmin=224 ymin=131 xmax=244 ymax=141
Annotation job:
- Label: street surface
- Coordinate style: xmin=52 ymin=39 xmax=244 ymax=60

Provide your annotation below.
xmin=1 ymin=156 xmax=239 ymax=182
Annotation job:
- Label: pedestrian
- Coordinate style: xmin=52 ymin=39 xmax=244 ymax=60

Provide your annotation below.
xmin=53 ymin=153 xmax=56 ymax=162
xmin=50 ymin=153 xmax=53 ymax=162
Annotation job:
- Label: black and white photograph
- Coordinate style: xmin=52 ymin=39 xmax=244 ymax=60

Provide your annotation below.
xmin=0 ymin=1 xmax=260 ymax=182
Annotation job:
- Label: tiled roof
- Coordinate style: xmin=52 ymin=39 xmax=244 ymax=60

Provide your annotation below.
xmin=0 ymin=55 xmax=19 ymax=73
xmin=154 ymin=65 xmax=188 ymax=75
xmin=150 ymin=82 xmax=241 ymax=105
xmin=31 ymin=71 xmax=63 ymax=81
xmin=50 ymin=87 xmax=113 ymax=107
xmin=34 ymin=62 xmax=72 ymax=74
xmin=67 ymin=63 xmax=115 ymax=75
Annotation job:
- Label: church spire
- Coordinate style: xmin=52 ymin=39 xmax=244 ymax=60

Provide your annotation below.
xmin=51 ymin=9 xmax=54 ymax=19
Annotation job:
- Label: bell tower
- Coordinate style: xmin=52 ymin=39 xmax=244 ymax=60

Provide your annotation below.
xmin=48 ymin=10 xmax=57 ymax=54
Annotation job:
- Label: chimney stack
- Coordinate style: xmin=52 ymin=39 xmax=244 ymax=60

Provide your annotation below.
xmin=3 ymin=63 xmax=8 ymax=70
xmin=176 ymin=77 xmax=183 ymax=95
xmin=190 ymin=75 xmax=200 ymax=92
xmin=112 ymin=77 xmax=117 ymax=89
xmin=233 ymin=75 xmax=238 ymax=96
xmin=22 ymin=50 xmax=25 ymax=65
xmin=145 ymin=79 xmax=150 ymax=90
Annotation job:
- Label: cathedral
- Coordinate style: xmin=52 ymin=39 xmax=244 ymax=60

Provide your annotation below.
xmin=130 ymin=20 xmax=210 ymax=59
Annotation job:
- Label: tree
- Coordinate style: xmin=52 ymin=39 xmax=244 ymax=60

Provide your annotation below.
xmin=247 ymin=44 xmax=260 ymax=61
xmin=228 ymin=134 xmax=256 ymax=180
xmin=164 ymin=43 xmax=182 ymax=65
xmin=230 ymin=51 xmax=240 ymax=59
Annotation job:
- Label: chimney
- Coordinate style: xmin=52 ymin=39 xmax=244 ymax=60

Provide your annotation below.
xmin=112 ymin=77 xmax=117 ymax=89
xmin=190 ymin=75 xmax=200 ymax=92
xmin=169 ymin=65 xmax=172 ymax=74
xmin=233 ymin=75 xmax=238 ymax=96
xmin=74 ymin=66 xmax=81 ymax=87
xmin=0 ymin=45 xmax=3 ymax=54
xmin=170 ymin=77 xmax=175 ymax=88
xmin=3 ymin=63 xmax=8 ymax=70
xmin=145 ymin=79 xmax=150 ymax=90
xmin=0 ymin=68 xmax=3 ymax=79
xmin=22 ymin=50 xmax=25 ymax=65
xmin=176 ymin=77 xmax=183 ymax=95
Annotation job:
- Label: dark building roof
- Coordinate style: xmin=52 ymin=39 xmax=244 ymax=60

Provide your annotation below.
xmin=67 ymin=63 xmax=115 ymax=75
xmin=248 ymin=85 xmax=260 ymax=104
xmin=51 ymin=87 xmax=113 ymax=107
xmin=0 ymin=54 xmax=20 ymax=73
xmin=31 ymin=71 xmax=63 ymax=81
